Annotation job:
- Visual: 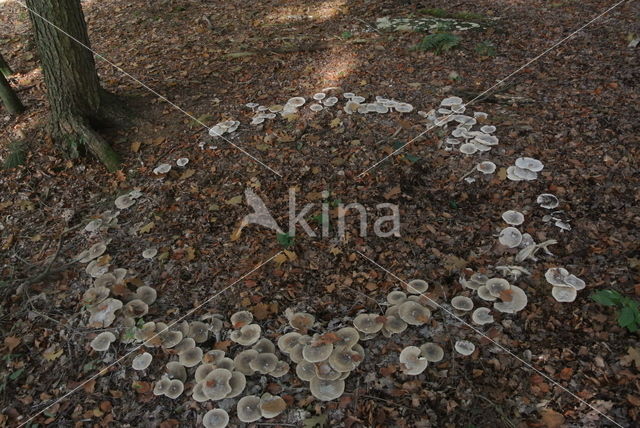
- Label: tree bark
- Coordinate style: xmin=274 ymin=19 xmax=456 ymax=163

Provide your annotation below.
xmin=25 ymin=0 xmax=124 ymax=171
xmin=0 ymin=72 xmax=24 ymax=114
xmin=0 ymin=52 xmax=14 ymax=78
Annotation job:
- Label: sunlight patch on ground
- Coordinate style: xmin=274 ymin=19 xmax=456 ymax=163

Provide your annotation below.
xmin=312 ymin=48 xmax=359 ymax=85
xmin=263 ymin=0 xmax=346 ymax=25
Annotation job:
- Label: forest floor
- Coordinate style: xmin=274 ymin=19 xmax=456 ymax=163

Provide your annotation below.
xmin=1 ymin=0 xmax=639 ymax=427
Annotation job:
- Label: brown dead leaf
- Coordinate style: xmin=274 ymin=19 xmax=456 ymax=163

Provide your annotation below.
xmin=4 ymin=336 xmax=20 ymax=352
xmin=539 ymin=408 xmax=565 ymax=428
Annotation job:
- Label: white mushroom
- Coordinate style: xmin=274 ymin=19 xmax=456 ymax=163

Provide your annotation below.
xmin=132 ymin=352 xmax=153 ymax=370
xmin=536 ymin=193 xmax=559 ymax=209
xmin=499 ymin=227 xmax=523 ymax=248
xmin=153 ymin=163 xmax=171 ymax=175
xmin=237 ymin=395 xmax=262 ymax=422
xmin=454 ymin=340 xmax=476 ymax=356
xmin=515 ymin=157 xmax=544 ymax=172
xmin=551 ymin=285 xmax=577 ymax=303
xmin=471 ymin=307 xmax=494 ymax=325
xmin=502 ymin=210 xmax=524 ymax=226
xmin=399 ymin=346 xmax=428 ymax=375
xmin=493 ymin=285 xmax=528 ymax=314
xmin=451 ymin=296 xmax=474 ymax=312
xmin=476 ymin=161 xmax=496 ymax=174
xmin=309 ymin=377 xmax=345 ymax=401
xmin=90 ymin=331 xmax=116 ymax=352
xmin=202 ymin=409 xmax=229 ymax=428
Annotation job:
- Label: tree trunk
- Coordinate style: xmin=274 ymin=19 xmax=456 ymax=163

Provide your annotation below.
xmin=25 ymin=0 xmax=124 ymax=171
xmin=0 ymin=72 xmax=25 ymax=114
xmin=0 ymin=52 xmax=14 ymax=77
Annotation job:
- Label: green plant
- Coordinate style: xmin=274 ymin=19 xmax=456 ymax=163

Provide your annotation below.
xmin=340 ymin=31 xmax=353 ymax=39
xmin=276 ymin=232 xmax=295 ymax=248
xmin=413 ymin=33 xmax=460 ymax=54
xmin=475 ymin=41 xmax=497 ymax=57
xmin=591 ymin=290 xmax=640 ymax=332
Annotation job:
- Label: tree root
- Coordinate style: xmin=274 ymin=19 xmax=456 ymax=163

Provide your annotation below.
xmin=56 ymin=116 xmax=122 ymax=172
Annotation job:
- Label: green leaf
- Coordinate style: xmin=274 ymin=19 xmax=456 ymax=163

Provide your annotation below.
xmin=9 ymin=368 xmax=24 ymax=381
xmin=618 ymin=306 xmax=636 ymax=327
xmin=590 ymin=290 xmax=622 ymax=307
xmin=276 ymin=233 xmax=295 ymax=248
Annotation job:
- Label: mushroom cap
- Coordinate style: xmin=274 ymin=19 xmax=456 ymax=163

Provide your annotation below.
xmin=165 ymin=379 xmax=184 ymax=399
xmin=173 ymin=337 xmax=196 ymax=353
xmin=153 ymin=163 xmax=172 ymax=175
xmin=387 ymin=290 xmax=408 ymax=305
xmin=233 ymin=349 xmax=258 ymax=375
xmin=230 ymin=324 xmax=261 ymax=346
xmin=176 ymin=157 xmax=189 ymax=167
xmin=90 ymin=331 xmax=116 ymax=351
xmin=353 ymin=313 xmax=384 ymax=334
xmin=328 ymin=346 xmax=363 ymax=373
xmin=564 ymin=274 xmax=585 ymax=290
xmin=493 ymin=285 xmax=528 ymax=313
xmin=286 ymin=311 xmax=315 ymax=331
xmin=192 ymin=382 xmax=208 ymax=403
xmin=153 ymin=377 xmax=171 ymax=396
xmin=451 ymin=296 xmax=474 ymax=312
xmin=502 ymin=210 xmax=525 ymax=226
xmin=165 ymin=361 xmax=187 ymax=382
xmin=399 ymin=346 xmax=428 ymax=375
xmin=286 ymin=97 xmax=306 ymax=107
xmin=123 ymin=299 xmax=149 ymax=318
xmin=115 ymin=194 xmax=135 ymax=209
xmin=499 ymin=227 xmax=523 ymax=248
xmin=460 ymin=143 xmax=478 ymax=155
xmin=551 ymin=285 xmax=577 ymax=303
xmin=296 ymin=360 xmax=317 ymax=381
xmin=94 ymin=273 xmax=117 ymax=288
xmin=134 ymin=286 xmax=157 ymax=305
xmin=203 ymin=409 xmax=229 ymax=428
xmin=515 ymin=157 xmax=544 ymax=172
xmin=512 ymin=166 xmax=538 ymax=181
xmin=441 ymin=96 xmax=463 ymax=106
xmin=249 ymin=353 xmax=279 ymax=374
xmin=252 ymin=338 xmax=276 ymax=354
xmin=88 ymin=298 xmax=122 ymax=328
xmin=537 ymin=193 xmax=559 ymax=209
xmin=302 ymin=338 xmax=334 ymax=363
xmin=202 ymin=368 xmax=233 ymax=400
xmin=477 ymin=161 xmax=497 ymax=174
xmin=383 ymin=315 xmax=408 ymax=334
xmin=82 ymin=286 xmax=110 ymax=306
xmin=419 ymin=342 xmax=444 ymax=363
xmin=471 ymin=307 xmax=494 ymax=325
xmin=480 ymin=125 xmax=496 ymax=133
xmin=179 ymin=346 xmax=203 ymax=367
xmin=309 ymin=377 xmax=345 ymax=401
xmin=230 ymin=310 xmax=253 ymax=328
xmin=454 ymin=340 xmax=476 ymax=356
xmin=260 ymin=394 xmax=287 ymax=418
xmin=237 ymin=395 xmax=262 ymax=422
xmin=506 ymin=166 xmax=524 ymax=181
xmin=270 ymin=361 xmax=290 ymax=377
xmin=314 ymin=361 xmax=342 ymax=380
xmin=215 ymin=357 xmax=235 ymax=371
xmin=406 ymin=279 xmax=429 ymax=294
xmin=277 ymin=332 xmax=302 ymax=354
xmin=160 ymin=330 xmax=183 ymax=349
xmin=202 ymin=349 xmax=226 ymax=364
xmin=486 ymin=278 xmax=512 ymax=298
xmin=226 ymin=371 xmax=247 ymax=398
xmin=545 ymin=267 xmax=570 ymax=286
xmin=188 ymin=321 xmax=210 ymax=343
xmin=195 ymin=363 xmax=216 ymax=383
xmin=477 ymin=286 xmax=497 ymax=301
xmin=132 ymin=352 xmax=153 ymax=370
xmin=334 ymin=327 xmax=360 ymax=348
xmin=398 ymin=301 xmax=431 ymax=326
xmin=142 ymin=248 xmax=157 ymax=259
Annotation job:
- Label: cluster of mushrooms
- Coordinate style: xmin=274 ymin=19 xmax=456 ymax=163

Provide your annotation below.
xmin=506 ymin=157 xmax=544 ymax=182
xmin=375 ymin=17 xmax=481 ymax=32
xmin=460 ymin=272 xmax=528 ymax=315
xmin=153 ymin=157 xmax=190 ymax=176
xmin=545 ymin=267 xmax=586 ymax=303
xmin=537 ymin=193 xmax=571 ymax=231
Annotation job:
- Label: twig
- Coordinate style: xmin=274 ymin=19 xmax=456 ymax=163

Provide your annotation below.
xmin=354 ymin=17 xmax=382 ymax=34
xmin=459 ymin=164 xmax=478 ymax=182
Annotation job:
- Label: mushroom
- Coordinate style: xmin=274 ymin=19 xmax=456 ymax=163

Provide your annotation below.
xmin=271 ymin=361 xmax=290 ymax=377
xmin=237 ymin=395 xmax=262 ymax=423
xmin=94 ymin=273 xmax=117 ymax=288
xmin=260 ymin=394 xmax=287 ymax=418
xmin=493 ymin=285 xmax=528 ymax=313
xmin=226 ymin=371 xmax=247 ymax=398
xmin=471 ymin=307 xmax=494 ymax=325
xmin=564 ymin=274 xmax=585 ymax=290
xmin=80 ymin=242 xmax=107 ymax=263
xmin=419 ymin=343 xmax=444 ymax=363
xmin=513 ymin=166 xmax=538 ymax=181
xmin=192 ymin=383 xmax=209 ymax=403
xmin=286 ymin=97 xmax=306 ymax=108
xmin=215 ymin=357 xmax=235 ymax=371
xmin=233 ymin=349 xmax=258 ymax=375
xmin=176 ymin=158 xmax=189 ymax=167
xmin=90 ymin=331 xmax=116 ymax=351
xmin=165 ymin=379 xmax=184 ymax=399
xmin=537 ymin=193 xmax=559 ymax=209
xmin=142 ymin=248 xmax=157 ymax=259
xmin=230 ymin=311 xmax=253 ymax=328
xmin=202 ymin=409 xmax=229 ymax=428
xmin=397 ymin=301 xmax=431 ymax=326
xmin=334 ymin=327 xmax=360 ymax=348
xmin=173 ymin=337 xmax=196 ymax=353
xmin=188 ymin=321 xmax=210 ymax=343
xmin=134 ymin=286 xmax=157 ymax=305
xmin=82 ymin=287 xmax=110 ymax=306
xmin=441 ymin=96 xmax=463 ymax=106
xmin=460 ymin=143 xmax=478 ymax=155
xmin=498 ymin=227 xmax=523 ymax=248
xmin=451 ymin=296 xmax=474 ymax=312
xmin=485 ymin=278 xmax=511 ymax=298
xmin=249 ymin=353 xmax=279 ymax=374
xmin=480 ymin=125 xmax=496 ymax=133
xmin=545 ymin=267 xmax=570 ymax=286
xmin=115 ymin=194 xmax=136 ymax=209
xmin=328 ymin=346 xmax=362 ymax=373
xmin=160 ymin=330 xmax=183 ymax=349
xmin=454 ymin=340 xmax=476 ymax=356
xmin=387 ymin=290 xmax=407 ymax=305
xmin=195 ymin=363 xmax=216 ymax=383
xmin=202 ymin=349 xmax=226 ymax=365
xmin=123 ymin=299 xmax=148 ymax=318
xmin=277 ymin=332 xmax=302 ymax=354
xmin=399 ymin=346 xmax=428 ymax=375
xmin=309 ymin=377 xmax=345 ymax=401
xmin=506 ymin=166 xmax=524 ymax=181
xmin=406 ymin=279 xmax=429 ymax=294
xmin=296 ymin=360 xmax=317 ymax=381
xmin=230 ymin=324 xmax=261 ymax=346
xmin=202 ymin=368 xmax=233 ymax=400
xmin=166 ymin=361 xmax=187 ymax=382
xmin=551 ymin=285 xmax=577 ymax=303
xmin=302 ymin=338 xmax=334 ymax=363
xmin=286 ymin=310 xmax=315 ymax=331
xmin=310 ymin=103 xmax=323 ymax=112
xmin=153 ymin=377 xmax=171 ymax=396
xmin=153 ymin=163 xmax=171 ymax=175
xmin=502 ymin=210 xmax=525 ymax=226
xmin=353 ymin=313 xmax=384 ymax=334
xmin=476 ymin=161 xmax=496 ymax=174
xmin=477 ymin=286 xmax=497 ymax=302
xmin=179 ymin=347 xmax=203 ymax=367
xmin=383 ymin=315 xmax=408 ymax=335
xmin=88 ymin=298 xmax=122 ymax=328
xmin=132 ymin=352 xmax=153 ymax=370
xmin=252 ymin=338 xmax=276 ymax=354
xmin=515 ymin=157 xmax=544 ymax=172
